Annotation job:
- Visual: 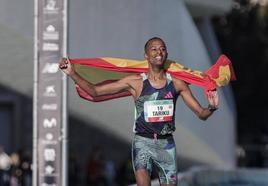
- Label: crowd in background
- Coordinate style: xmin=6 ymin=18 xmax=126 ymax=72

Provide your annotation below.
xmin=0 ymin=145 xmax=138 ymax=186
xmin=0 ymin=146 xmax=31 ymax=186
xmin=70 ymin=145 xmax=137 ymax=186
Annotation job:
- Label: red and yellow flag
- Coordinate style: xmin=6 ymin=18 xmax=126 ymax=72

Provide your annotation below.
xmin=70 ymin=54 xmax=236 ymax=102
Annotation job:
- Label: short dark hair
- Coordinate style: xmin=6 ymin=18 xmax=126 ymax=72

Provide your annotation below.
xmin=144 ymin=37 xmax=166 ymax=53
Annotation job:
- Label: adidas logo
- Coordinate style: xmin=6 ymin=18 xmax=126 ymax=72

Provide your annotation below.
xmin=164 ymin=91 xmax=173 ymax=98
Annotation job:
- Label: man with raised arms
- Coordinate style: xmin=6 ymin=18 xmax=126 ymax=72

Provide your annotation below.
xmin=59 ymin=37 xmax=218 ymax=186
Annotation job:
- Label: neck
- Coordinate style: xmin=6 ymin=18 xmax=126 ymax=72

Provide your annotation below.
xmin=147 ymin=67 xmax=165 ymax=81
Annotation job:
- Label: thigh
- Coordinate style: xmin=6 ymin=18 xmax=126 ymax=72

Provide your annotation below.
xmin=132 ymin=135 xmax=153 ymax=173
xmin=152 ymin=138 xmax=177 ymax=185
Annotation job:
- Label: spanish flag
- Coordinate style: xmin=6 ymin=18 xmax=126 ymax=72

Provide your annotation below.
xmin=70 ymin=54 xmax=236 ymax=102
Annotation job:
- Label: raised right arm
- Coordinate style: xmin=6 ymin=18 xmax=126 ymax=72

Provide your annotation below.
xmin=59 ymin=58 xmax=140 ymax=97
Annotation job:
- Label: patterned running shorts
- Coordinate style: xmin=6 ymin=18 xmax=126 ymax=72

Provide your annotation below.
xmin=132 ymin=134 xmax=177 ymax=184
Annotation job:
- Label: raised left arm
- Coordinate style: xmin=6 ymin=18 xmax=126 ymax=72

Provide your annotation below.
xmin=173 ymin=78 xmax=219 ymax=121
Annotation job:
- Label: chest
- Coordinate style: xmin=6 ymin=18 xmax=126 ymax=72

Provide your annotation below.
xmin=139 ymin=79 xmax=177 ymax=100
xmin=147 ymin=78 xmax=167 ymax=89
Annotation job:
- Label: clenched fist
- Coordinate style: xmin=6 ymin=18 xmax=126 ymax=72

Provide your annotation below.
xmin=59 ymin=57 xmax=75 ymax=76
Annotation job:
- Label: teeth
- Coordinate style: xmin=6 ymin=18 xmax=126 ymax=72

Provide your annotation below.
xmin=155 ymin=56 xmax=162 ymax=60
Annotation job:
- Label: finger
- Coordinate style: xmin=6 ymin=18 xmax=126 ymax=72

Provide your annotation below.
xmin=61 ymin=57 xmax=67 ymax=64
xmin=207 ymin=91 xmax=215 ymax=104
xmin=212 ymin=91 xmax=218 ymax=99
xmin=60 ymin=58 xmax=65 ymax=64
xmin=59 ymin=63 xmax=67 ymax=69
xmin=206 ymin=91 xmax=212 ymax=102
xmin=212 ymin=93 xmax=219 ymax=107
xmin=59 ymin=64 xmax=65 ymax=69
xmin=209 ymin=90 xmax=217 ymax=100
xmin=215 ymin=92 xmax=219 ymax=106
xmin=209 ymin=91 xmax=213 ymax=99
xmin=66 ymin=56 xmax=71 ymax=64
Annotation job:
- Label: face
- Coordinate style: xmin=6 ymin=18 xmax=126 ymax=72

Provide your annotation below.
xmin=144 ymin=39 xmax=168 ymax=67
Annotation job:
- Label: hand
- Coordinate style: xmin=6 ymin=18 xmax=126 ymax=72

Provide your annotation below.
xmin=207 ymin=90 xmax=219 ymax=109
xmin=59 ymin=57 xmax=75 ymax=75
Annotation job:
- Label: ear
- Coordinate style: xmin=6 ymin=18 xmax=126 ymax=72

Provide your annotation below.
xmin=144 ymin=53 xmax=148 ymax=60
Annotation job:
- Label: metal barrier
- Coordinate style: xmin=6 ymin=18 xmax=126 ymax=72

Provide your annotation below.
xmin=177 ymin=167 xmax=268 ymax=186
xmin=129 ymin=167 xmax=268 ymax=186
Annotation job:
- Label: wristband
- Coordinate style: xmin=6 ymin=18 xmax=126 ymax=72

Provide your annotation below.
xmin=208 ymin=105 xmax=218 ymax=112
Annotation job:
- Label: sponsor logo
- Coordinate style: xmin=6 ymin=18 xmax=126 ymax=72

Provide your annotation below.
xmin=42 ymin=43 xmax=59 ymax=51
xmin=45 ymin=165 xmax=55 ymax=174
xmin=43 ymin=118 xmax=57 ymax=128
xmin=43 ymin=25 xmax=59 ymax=40
xmin=42 ymin=184 xmax=57 ymax=186
xmin=44 ymin=148 xmax=56 ymax=161
xmin=41 ymin=140 xmax=57 ymax=145
xmin=44 ymin=0 xmax=59 ymax=14
xmin=42 ymin=103 xmax=58 ymax=110
xmin=46 ymin=133 xmax=54 ymax=140
xmin=42 ymin=63 xmax=59 ymax=73
xmin=43 ymin=85 xmax=57 ymax=97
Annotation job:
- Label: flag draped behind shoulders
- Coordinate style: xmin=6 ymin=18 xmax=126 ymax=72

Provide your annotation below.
xmin=70 ymin=54 xmax=236 ymax=102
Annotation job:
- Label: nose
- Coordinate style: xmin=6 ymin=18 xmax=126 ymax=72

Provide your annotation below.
xmin=156 ymin=49 xmax=162 ymax=55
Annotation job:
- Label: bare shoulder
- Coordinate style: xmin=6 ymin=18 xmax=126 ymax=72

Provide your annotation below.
xmin=116 ymin=73 xmax=142 ymax=87
xmin=123 ymin=74 xmax=143 ymax=81
xmin=170 ymin=75 xmax=189 ymax=92
xmin=121 ymin=74 xmax=143 ymax=98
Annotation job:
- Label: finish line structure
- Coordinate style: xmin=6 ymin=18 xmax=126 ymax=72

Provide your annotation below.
xmin=33 ymin=0 xmax=68 ymax=185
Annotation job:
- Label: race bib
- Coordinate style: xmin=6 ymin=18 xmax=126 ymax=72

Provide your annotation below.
xmin=144 ymin=100 xmax=174 ymax=122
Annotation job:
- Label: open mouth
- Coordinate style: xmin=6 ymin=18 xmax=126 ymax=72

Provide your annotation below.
xmin=155 ymin=56 xmax=162 ymax=60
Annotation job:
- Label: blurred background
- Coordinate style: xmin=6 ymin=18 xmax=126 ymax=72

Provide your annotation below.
xmin=0 ymin=0 xmax=268 ymax=185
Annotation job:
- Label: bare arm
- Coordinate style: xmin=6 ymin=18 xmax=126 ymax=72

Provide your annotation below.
xmin=173 ymin=78 xmax=219 ymax=120
xmin=59 ymin=57 xmax=140 ymax=97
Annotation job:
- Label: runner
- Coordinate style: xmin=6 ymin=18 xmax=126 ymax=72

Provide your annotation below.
xmin=59 ymin=37 xmax=219 ymax=186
